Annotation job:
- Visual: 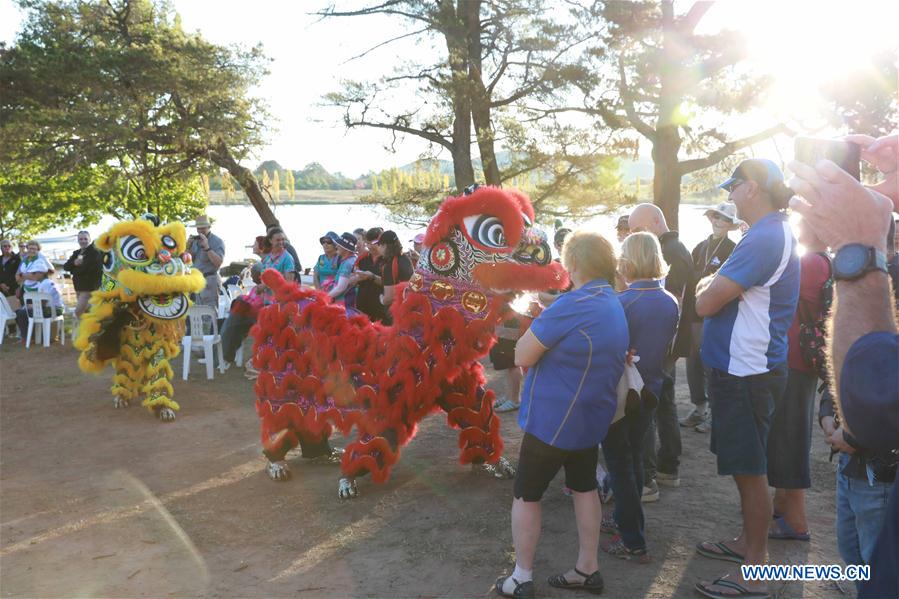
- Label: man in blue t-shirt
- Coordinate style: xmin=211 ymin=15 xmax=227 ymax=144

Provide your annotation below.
xmin=693 ymin=159 xmax=800 ymax=599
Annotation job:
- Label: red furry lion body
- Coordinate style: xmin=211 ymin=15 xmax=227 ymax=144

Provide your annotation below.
xmin=251 ymin=187 xmax=568 ymax=485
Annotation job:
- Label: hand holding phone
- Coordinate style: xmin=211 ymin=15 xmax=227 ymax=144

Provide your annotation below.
xmin=794 ymin=136 xmax=861 ymax=180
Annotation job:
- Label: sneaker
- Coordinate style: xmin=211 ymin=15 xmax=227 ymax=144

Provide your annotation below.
xmin=656 ymin=471 xmax=680 ymax=488
xmin=641 ymin=480 xmax=659 ymax=503
xmin=198 ymin=358 xmax=207 ymax=364
xmin=494 ymin=398 xmax=520 ymax=413
xmin=680 ymin=407 xmax=707 ymax=428
xmin=601 ymin=535 xmax=651 ymax=563
xmin=694 ymin=419 xmax=711 ymax=433
xmin=221 ymin=361 xmax=232 ymax=371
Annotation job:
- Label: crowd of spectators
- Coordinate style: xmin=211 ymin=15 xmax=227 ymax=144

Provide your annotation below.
xmin=492 ymin=134 xmax=898 ymax=599
xmin=3 ymin=132 xmax=896 ymax=599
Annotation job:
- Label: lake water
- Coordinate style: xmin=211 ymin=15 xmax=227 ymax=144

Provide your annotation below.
xmin=36 ymin=202 xmax=733 ymax=267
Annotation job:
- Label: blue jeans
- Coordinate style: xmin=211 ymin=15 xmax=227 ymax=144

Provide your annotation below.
xmin=602 ymin=401 xmax=654 ymax=551
xmin=643 ymin=363 xmax=681 ymax=479
xmin=836 ymin=453 xmax=892 ymax=591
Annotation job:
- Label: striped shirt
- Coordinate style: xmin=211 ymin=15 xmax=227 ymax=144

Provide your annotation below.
xmin=701 ymin=211 xmax=799 ymax=376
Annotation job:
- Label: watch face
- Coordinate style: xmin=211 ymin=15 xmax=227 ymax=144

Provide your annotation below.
xmin=834 ymin=244 xmax=869 ymax=278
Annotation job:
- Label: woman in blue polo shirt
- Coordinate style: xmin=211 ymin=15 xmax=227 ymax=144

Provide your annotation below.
xmin=602 ymin=233 xmax=679 ymax=563
xmin=495 ymin=230 xmax=628 ymax=599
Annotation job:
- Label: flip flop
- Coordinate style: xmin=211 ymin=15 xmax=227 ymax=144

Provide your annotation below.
xmin=768 ymin=516 xmax=811 ymax=541
xmin=547 ymin=568 xmax=604 ymax=594
xmin=695 ymin=541 xmax=745 ymax=564
xmin=695 ymin=576 xmax=770 ymax=598
xmin=494 ymin=575 xmax=534 ymax=599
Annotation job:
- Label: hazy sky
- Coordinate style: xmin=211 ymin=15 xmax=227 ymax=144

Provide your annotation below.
xmin=2 ymin=0 xmax=897 ymax=177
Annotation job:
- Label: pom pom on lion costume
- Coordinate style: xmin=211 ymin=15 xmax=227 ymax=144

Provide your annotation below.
xmin=74 ymin=214 xmax=205 ymax=421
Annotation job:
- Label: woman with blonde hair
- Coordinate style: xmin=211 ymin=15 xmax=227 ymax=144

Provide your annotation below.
xmin=600 ymin=232 xmax=679 ymax=563
xmin=494 ymin=230 xmax=629 ymax=598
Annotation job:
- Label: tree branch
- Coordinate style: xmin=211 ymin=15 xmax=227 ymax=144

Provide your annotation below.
xmin=678 ymin=123 xmax=792 ymax=175
xmin=618 ymin=56 xmax=657 ymax=141
xmin=341 ymin=27 xmax=430 ymax=64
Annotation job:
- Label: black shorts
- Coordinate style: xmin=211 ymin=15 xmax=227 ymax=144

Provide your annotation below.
xmin=489 ymin=338 xmax=517 ymax=370
xmin=513 ymin=433 xmax=598 ymax=502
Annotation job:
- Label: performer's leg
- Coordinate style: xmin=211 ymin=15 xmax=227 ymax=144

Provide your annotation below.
xmin=439 ymin=364 xmax=506 ymax=469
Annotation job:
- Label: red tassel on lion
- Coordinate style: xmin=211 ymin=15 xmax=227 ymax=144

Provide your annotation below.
xmin=251 ymin=185 xmax=568 ymax=498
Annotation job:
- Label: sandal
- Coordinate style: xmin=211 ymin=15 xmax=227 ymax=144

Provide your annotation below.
xmin=494 ymin=575 xmax=535 ymax=599
xmin=695 ymin=576 xmax=770 ymax=598
xmin=601 ymin=535 xmax=651 ymax=563
xmin=695 ymin=541 xmax=745 ymax=564
xmin=547 ymin=567 xmax=604 ymax=594
xmin=768 ymin=516 xmax=811 ymax=541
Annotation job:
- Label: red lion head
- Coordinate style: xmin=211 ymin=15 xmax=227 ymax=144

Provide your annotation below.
xmin=419 ymin=186 xmax=569 ymax=292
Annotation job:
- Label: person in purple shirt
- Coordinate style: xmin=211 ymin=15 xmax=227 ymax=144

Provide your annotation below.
xmin=601 ymin=233 xmax=679 ymax=563
xmin=494 ymin=230 xmax=628 ymax=599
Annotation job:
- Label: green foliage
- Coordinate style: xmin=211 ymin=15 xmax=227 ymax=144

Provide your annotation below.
xmin=0 ymin=155 xmax=205 ymax=239
xmin=1 ymin=0 xmax=272 ymax=231
xmin=820 ymin=49 xmax=899 ymax=137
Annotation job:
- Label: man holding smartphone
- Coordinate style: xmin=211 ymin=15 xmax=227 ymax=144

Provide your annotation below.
xmin=789 ymin=133 xmax=898 ymax=599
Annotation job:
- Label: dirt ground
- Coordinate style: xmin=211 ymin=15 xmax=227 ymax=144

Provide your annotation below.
xmin=1 ymin=339 xmax=849 ymax=598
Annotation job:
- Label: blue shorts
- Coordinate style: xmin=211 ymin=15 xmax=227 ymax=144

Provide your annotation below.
xmin=708 ymin=366 xmax=787 ymax=476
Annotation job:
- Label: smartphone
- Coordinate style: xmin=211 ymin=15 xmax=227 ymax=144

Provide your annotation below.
xmin=794 ymin=137 xmax=861 ymax=180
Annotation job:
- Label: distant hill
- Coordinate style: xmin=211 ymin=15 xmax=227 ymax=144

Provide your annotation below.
xmin=218 ymin=153 xmax=658 ymax=193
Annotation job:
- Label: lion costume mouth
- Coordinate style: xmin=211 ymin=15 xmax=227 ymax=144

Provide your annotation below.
xmin=137 ymin=294 xmax=189 ymax=319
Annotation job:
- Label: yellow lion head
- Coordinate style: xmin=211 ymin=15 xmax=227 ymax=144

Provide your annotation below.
xmin=75 ymin=214 xmax=206 ymax=371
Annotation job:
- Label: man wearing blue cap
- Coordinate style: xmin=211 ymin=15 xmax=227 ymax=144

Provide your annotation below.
xmin=693 ymin=159 xmax=800 ymax=599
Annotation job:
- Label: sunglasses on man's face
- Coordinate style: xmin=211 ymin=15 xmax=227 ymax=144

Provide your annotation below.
xmin=721 ymin=179 xmax=746 ymax=194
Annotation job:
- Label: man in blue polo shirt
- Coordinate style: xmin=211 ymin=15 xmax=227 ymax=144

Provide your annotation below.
xmin=693 ymin=159 xmax=800 ymax=599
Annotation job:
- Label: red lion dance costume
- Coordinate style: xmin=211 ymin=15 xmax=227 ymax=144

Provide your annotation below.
xmin=252 ymin=186 xmax=568 ymax=497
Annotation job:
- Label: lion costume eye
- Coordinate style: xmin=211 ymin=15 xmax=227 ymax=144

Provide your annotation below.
xmin=119 ymin=235 xmax=150 ymax=264
xmin=102 ymin=251 xmax=115 ymax=272
xmin=463 ymin=215 xmax=507 ymax=249
xmin=161 ymin=235 xmax=177 ymax=250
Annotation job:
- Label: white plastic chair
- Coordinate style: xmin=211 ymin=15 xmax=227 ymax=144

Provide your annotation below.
xmin=181 ymin=304 xmax=225 ymax=380
xmin=23 ymin=292 xmax=65 ymax=348
xmin=0 ymin=295 xmax=17 ymax=345
xmin=226 ymin=284 xmax=243 ymax=301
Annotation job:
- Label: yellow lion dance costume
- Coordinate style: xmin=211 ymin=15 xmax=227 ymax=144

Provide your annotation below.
xmin=74 ymin=214 xmax=205 ymax=421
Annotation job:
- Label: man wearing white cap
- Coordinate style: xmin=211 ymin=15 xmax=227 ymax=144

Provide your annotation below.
xmin=681 ymin=202 xmax=741 ymax=432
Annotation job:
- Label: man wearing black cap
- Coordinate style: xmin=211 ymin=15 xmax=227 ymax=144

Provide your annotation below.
xmin=327 ymin=232 xmax=358 ymax=308
xmin=693 ymin=158 xmax=799 ymax=599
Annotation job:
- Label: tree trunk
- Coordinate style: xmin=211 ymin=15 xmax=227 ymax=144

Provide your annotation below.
xmin=208 ymin=140 xmax=279 ymax=227
xmin=461 ymin=0 xmax=501 ymax=187
xmin=651 ymin=0 xmax=683 ymax=231
xmin=651 ymin=130 xmax=683 ymax=231
xmin=440 ymin=1 xmax=476 ymax=192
